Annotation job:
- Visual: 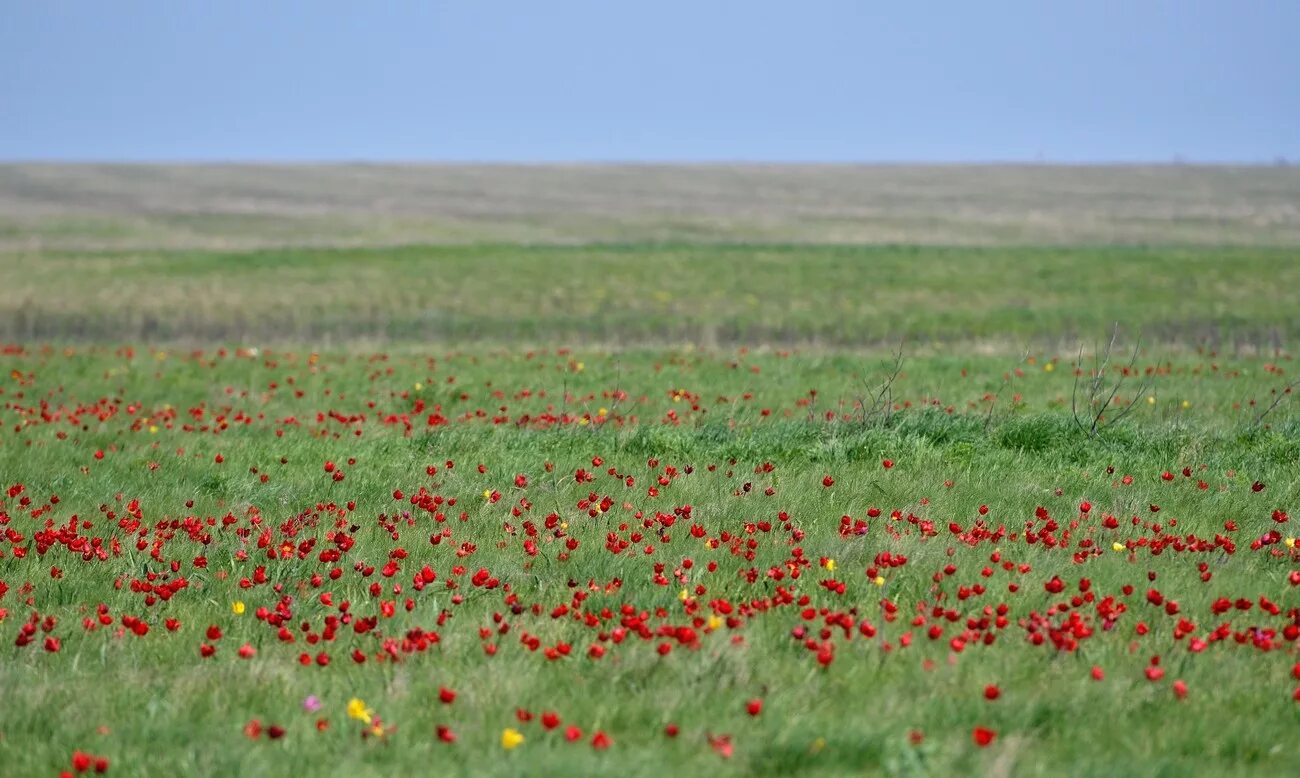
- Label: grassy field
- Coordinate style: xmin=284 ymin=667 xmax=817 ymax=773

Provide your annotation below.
xmin=1 ymin=165 xmax=1299 ymax=777
xmin=3 ymin=244 xmax=1300 ymax=349
xmin=3 ymin=164 xmax=1300 ymax=250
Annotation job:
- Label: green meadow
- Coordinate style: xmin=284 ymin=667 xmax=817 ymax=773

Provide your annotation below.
xmin=1 ymin=165 xmax=1298 ymax=776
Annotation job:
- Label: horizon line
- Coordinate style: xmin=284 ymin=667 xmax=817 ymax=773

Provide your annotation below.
xmin=1 ymin=158 xmax=1295 ymax=168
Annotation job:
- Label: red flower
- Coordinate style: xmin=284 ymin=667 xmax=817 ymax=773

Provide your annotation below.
xmin=564 ymin=725 xmax=583 ymax=742
xmin=541 ymin=711 xmax=561 ymax=730
xmin=745 ymin=698 xmax=763 ymax=716
xmin=591 ymin=731 xmax=612 ymax=750
xmin=664 ymin=723 xmax=679 ymax=738
xmin=983 ymin=685 xmax=1000 ymax=701
xmin=822 ymin=475 xmax=834 ymax=488
xmin=72 ymin=751 xmax=92 ymax=773
xmin=972 ymin=727 xmax=996 ymax=747
xmin=708 ymin=733 xmax=734 ymax=759
xmin=882 ymin=459 xmax=894 ymax=469
xmin=436 ymin=725 xmax=457 ymax=743
xmin=1172 ymin=680 xmax=1188 ymax=700
xmin=438 ymin=687 xmax=456 ymax=704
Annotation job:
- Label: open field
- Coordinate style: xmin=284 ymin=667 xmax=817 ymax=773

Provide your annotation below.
xmin=2 ymin=164 xmax=1300 ymax=250
xmin=3 ymin=243 xmax=1299 ymax=349
xmin=2 ymin=346 xmax=1300 ymax=776
xmin=1 ymin=165 xmax=1299 ymax=777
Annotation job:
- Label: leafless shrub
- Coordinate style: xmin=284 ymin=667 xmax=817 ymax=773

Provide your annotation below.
xmin=1071 ymin=324 xmax=1153 ymax=438
xmin=854 ymin=341 xmax=905 ymax=427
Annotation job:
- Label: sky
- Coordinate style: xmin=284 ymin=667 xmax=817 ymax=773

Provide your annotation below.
xmin=1 ymin=1 xmax=1297 ymax=163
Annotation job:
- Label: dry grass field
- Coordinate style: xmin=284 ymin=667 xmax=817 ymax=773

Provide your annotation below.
xmin=2 ymin=164 xmax=1299 ymax=250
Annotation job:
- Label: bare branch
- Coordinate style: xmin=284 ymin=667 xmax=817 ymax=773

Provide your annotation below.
xmin=1252 ymin=375 xmax=1300 ymax=428
xmin=1072 ymin=325 xmax=1152 ymax=439
xmin=857 ymin=339 xmax=905 ymax=428
xmin=1071 ymin=344 xmax=1089 ymax=436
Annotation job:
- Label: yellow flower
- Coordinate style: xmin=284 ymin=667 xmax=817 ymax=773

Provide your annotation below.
xmin=598 ymin=407 xmax=608 ymax=417
xmin=1147 ymin=396 xmax=1156 ymax=405
xmin=149 ymin=425 xmax=158 ymax=434
xmin=1112 ymin=542 xmax=1126 ymax=552
xmin=811 ymin=737 xmax=827 ymax=754
xmin=414 ymin=382 xmax=423 ymax=391
xmin=1043 ymin=363 xmax=1055 ymax=373
xmin=501 ymin=727 xmax=525 ymax=750
xmin=347 ymin=698 xmax=373 ymax=724
xmin=1181 ymin=400 xmax=1191 ymax=409
xmin=872 ymin=575 xmax=885 ymax=587
xmin=707 ymin=614 xmax=723 ymax=630
xmin=1285 ymin=537 xmax=1296 ymax=549
xmin=231 ymin=601 xmax=245 ymax=615
xmin=823 ymin=559 xmax=836 ymax=572
xmin=678 ymin=589 xmax=690 ymax=602
xmin=483 ymin=489 xmax=492 ymax=500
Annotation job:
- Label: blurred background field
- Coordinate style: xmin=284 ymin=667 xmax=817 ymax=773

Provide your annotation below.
xmin=3 ymin=164 xmax=1299 ymax=351
xmin=4 ymin=164 xmax=1300 ymax=250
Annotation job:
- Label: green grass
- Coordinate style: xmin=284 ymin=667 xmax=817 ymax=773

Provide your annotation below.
xmin=1 ymin=347 xmax=1298 ymax=776
xmin=3 ymin=243 xmax=1299 ymax=348
xmin=2 ymin=186 xmax=1299 ymax=776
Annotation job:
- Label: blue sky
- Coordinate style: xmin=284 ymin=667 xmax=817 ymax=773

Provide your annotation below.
xmin=2 ymin=1 xmax=1296 ymax=162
